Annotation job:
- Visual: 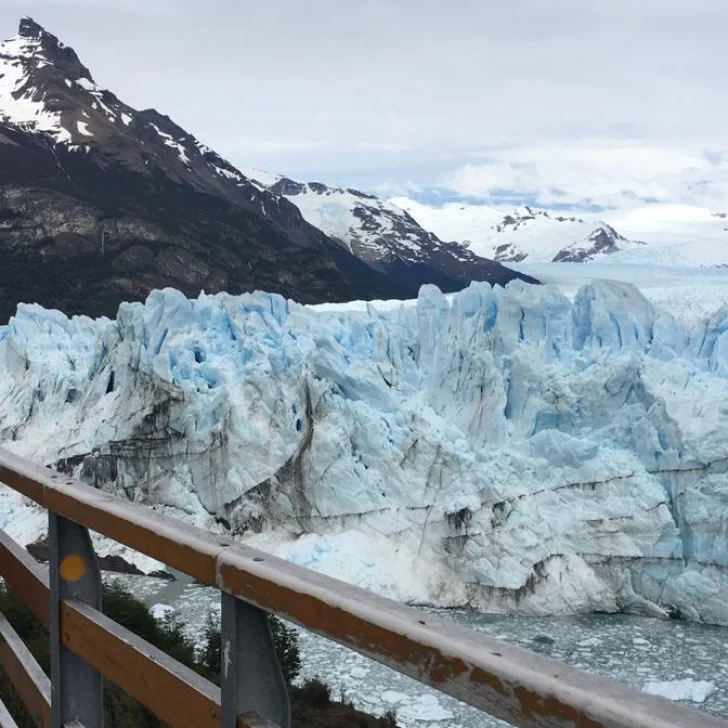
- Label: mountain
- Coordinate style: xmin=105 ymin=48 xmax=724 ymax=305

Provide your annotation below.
xmin=391 ymin=198 xmax=646 ymax=264
xmin=0 ymin=19 xmax=534 ymax=324
xmin=240 ymin=168 xmax=536 ymax=292
xmin=2 ymin=282 xmax=728 ymax=624
xmin=0 ymin=21 xmax=386 ymax=322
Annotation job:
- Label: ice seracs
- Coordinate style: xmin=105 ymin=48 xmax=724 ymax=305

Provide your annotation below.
xmin=2 ymin=278 xmax=728 ymax=624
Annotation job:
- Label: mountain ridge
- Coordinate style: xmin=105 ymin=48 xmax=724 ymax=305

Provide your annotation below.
xmin=242 ymin=168 xmax=535 ymax=293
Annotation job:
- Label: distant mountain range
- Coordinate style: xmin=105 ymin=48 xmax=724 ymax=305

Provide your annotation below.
xmin=0 ymin=18 xmax=531 ymax=322
xmin=391 ymin=198 xmax=728 ymax=268
xmin=390 ymin=199 xmax=646 ymax=263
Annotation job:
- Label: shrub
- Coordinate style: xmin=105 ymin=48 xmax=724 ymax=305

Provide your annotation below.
xmin=299 ymin=677 xmax=331 ymax=708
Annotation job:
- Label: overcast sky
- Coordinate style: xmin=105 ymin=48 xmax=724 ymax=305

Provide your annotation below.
xmin=2 ymin=0 xmax=727 ymax=212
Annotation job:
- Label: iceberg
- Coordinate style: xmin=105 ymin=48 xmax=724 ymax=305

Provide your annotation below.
xmin=2 ymin=279 xmax=728 ymax=623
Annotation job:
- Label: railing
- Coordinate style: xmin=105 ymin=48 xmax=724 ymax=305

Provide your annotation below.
xmin=0 ymin=447 xmax=726 ymax=728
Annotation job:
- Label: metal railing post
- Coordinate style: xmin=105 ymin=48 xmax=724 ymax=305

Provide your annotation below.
xmin=220 ymin=593 xmax=290 ymax=728
xmin=49 ymin=513 xmax=104 ymax=728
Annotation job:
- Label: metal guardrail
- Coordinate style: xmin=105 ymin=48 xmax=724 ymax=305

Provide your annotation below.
xmin=0 ymin=446 xmax=726 ymax=728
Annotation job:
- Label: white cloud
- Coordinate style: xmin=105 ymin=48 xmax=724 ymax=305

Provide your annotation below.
xmin=2 ymin=0 xmax=170 ymax=12
xmin=439 ymin=141 xmax=728 ymax=211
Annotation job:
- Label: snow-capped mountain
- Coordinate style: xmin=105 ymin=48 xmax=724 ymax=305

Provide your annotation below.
xmin=0 ymin=19 xmax=298 ymax=207
xmin=241 ymin=169 xmax=535 ymax=292
xmin=2 ymin=281 xmax=728 ymax=623
xmin=0 ymin=18 xmax=282 ymax=203
xmin=391 ymin=198 xmax=645 ymax=264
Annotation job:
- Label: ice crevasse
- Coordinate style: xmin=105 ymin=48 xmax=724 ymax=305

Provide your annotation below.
xmin=1 ymin=279 xmax=728 ymax=623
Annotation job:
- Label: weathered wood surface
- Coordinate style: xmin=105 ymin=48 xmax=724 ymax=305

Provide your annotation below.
xmin=0 ymin=530 xmax=49 ymax=628
xmin=61 ymin=599 xmax=221 ymax=728
xmin=0 ymin=613 xmax=51 ymax=728
xmin=2 ymin=447 xmax=728 ymax=728
xmin=0 ymin=529 xmax=276 ymax=728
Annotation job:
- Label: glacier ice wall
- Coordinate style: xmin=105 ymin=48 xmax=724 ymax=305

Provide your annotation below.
xmin=2 ymin=280 xmax=728 ymax=622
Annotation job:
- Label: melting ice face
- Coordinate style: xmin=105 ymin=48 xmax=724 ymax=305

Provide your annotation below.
xmin=2 ymin=278 xmax=728 ymax=623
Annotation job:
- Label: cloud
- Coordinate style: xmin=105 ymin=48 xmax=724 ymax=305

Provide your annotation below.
xmin=2 ymin=0 xmax=727 ymax=207
xmin=438 ymin=142 xmax=728 ymax=211
xmin=2 ymin=0 xmax=170 ymax=12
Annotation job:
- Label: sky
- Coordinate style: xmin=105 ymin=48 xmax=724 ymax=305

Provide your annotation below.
xmin=1 ymin=0 xmax=727 ymax=213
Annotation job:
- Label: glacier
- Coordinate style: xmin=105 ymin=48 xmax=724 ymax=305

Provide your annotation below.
xmin=2 ymin=279 xmax=728 ymax=623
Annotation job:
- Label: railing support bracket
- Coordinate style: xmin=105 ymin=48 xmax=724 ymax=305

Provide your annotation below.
xmin=49 ymin=513 xmax=103 ymax=728
xmin=220 ymin=593 xmax=290 ymax=728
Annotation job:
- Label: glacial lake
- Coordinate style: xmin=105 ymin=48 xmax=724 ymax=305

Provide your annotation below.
xmin=106 ymin=574 xmax=728 ymax=727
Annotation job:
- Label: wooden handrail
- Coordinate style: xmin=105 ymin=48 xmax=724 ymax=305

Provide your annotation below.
xmin=0 ymin=525 xmax=272 ymax=728
xmin=1 ymin=447 xmax=727 ymax=728
xmin=62 ymin=599 xmax=221 ymax=728
xmin=0 ymin=532 xmax=49 ymax=628
xmin=0 ymin=613 xmax=51 ymax=728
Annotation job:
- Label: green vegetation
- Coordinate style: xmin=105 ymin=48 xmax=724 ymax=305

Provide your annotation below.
xmin=0 ymin=582 xmax=397 ymax=728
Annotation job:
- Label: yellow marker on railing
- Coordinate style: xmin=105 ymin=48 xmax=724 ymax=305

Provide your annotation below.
xmin=59 ymin=554 xmax=87 ymax=582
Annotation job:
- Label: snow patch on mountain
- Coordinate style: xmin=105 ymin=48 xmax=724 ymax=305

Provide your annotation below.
xmin=2 ymin=279 xmax=728 ymax=622
xmin=0 ymin=17 xmax=141 ymax=146
xmin=240 ymin=166 xmax=284 ymax=191
xmin=0 ymin=18 xmax=267 ymax=200
xmin=393 ymin=198 xmax=728 ymax=268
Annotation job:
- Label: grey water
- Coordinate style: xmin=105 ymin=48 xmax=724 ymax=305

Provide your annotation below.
xmin=105 ymin=574 xmax=728 ymax=728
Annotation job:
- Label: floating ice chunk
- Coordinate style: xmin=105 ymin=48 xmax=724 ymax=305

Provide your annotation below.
xmin=643 ymin=679 xmax=715 ymax=703
xmin=381 ymin=690 xmax=409 ymax=705
xmin=397 ymin=694 xmax=455 ymax=722
xmin=151 ymin=604 xmax=175 ymax=621
xmin=379 ymin=691 xmax=455 ymax=721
